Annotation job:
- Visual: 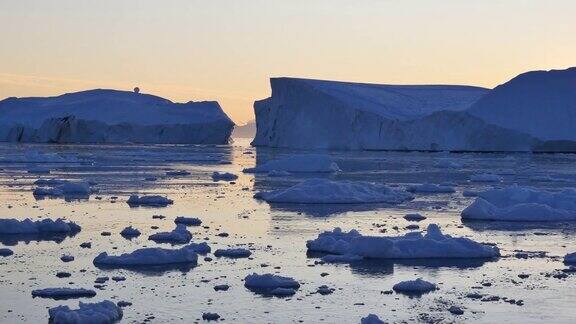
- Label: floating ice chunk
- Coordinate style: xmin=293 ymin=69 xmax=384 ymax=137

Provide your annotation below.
xmin=461 ymin=186 xmax=576 ymax=221
xmin=202 ymin=312 xmax=221 ymax=321
xmin=148 ymin=224 xmax=192 ymax=244
xmin=127 ymin=195 xmax=173 ymax=207
xmin=407 ymin=183 xmax=455 ymax=194
xmin=307 ymin=224 xmax=499 ymax=259
xmin=32 ymin=288 xmax=96 ymax=300
xmin=0 ymin=248 xmax=14 ymax=256
xmin=120 ymin=226 xmax=141 ymax=238
xmin=258 ymin=179 xmax=413 ymax=204
xmin=393 ymin=278 xmax=437 ymax=295
xmin=166 ymin=170 xmax=190 ymax=176
xmin=244 ymin=273 xmax=300 ymax=294
xmin=564 ymin=252 xmax=576 ymax=264
xmin=93 ymin=245 xmax=198 ymax=267
xmin=214 ymin=248 xmax=251 ymax=258
xmin=243 ymin=154 xmax=340 ymax=173
xmin=174 ymin=216 xmax=202 ymax=226
xmin=48 ymin=300 xmax=122 ymax=324
xmin=186 ymin=242 xmax=211 ymax=254
xmin=469 ymin=173 xmax=502 ymax=182
xmin=404 ymin=213 xmax=427 ymax=222
xmin=0 ymin=218 xmax=80 ymax=234
xmin=361 ymin=314 xmax=385 ymax=324
xmin=33 ymin=180 xmax=91 ymax=198
xmin=61 ymin=254 xmax=74 ymax=262
xmin=212 ymin=171 xmax=238 ymax=181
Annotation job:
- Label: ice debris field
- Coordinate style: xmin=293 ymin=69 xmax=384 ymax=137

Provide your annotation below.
xmin=0 ymin=143 xmax=576 ymax=323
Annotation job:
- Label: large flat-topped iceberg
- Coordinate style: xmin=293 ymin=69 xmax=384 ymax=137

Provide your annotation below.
xmin=252 ymin=77 xmax=535 ymax=151
xmin=469 ymin=67 xmax=576 ymax=142
xmin=0 ymin=89 xmax=234 ymax=144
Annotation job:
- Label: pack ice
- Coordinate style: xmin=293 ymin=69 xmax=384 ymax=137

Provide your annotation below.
xmin=0 ymin=89 xmax=234 ymax=144
xmin=253 ymin=68 xmax=576 ymax=151
xmin=306 ymin=224 xmax=499 ymax=260
xmin=461 ymin=186 xmax=576 ymax=221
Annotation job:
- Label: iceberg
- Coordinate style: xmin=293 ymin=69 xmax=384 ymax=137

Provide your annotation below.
xmin=306 ymin=224 xmax=499 ymax=259
xmin=48 ymin=300 xmax=122 ymax=324
xmin=148 ymin=224 xmax=192 ymax=244
xmin=0 ymin=89 xmax=234 ymax=144
xmin=244 ymin=273 xmax=300 ymax=293
xmin=257 ymin=178 xmax=413 ymax=204
xmin=252 ymin=77 xmax=536 ymax=151
xmin=461 ymin=186 xmax=576 ymax=221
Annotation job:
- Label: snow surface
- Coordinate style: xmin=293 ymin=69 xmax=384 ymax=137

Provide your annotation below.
xmin=243 ymin=154 xmax=340 ymax=173
xmin=258 ymin=179 xmax=413 ymax=204
xmin=0 ymin=89 xmax=234 ymax=144
xmin=93 ymin=245 xmax=198 ymax=267
xmin=461 ymin=186 xmax=576 ymax=221
xmin=32 ymin=288 xmax=96 ymax=299
xmin=306 ymin=224 xmax=499 ymax=259
xmin=148 ymin=224 xmax=192 ymax=244
xmin=0 ymin=218 xmax=80 ymax=234
xmin=252 ymin=77 xmax=541 ymax=151
xmin=48 ymin=300 xmax=122 ymax=324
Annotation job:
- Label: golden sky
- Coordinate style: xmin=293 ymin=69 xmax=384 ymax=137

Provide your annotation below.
xmin=1 ymin=0 xmax=574 ymax=124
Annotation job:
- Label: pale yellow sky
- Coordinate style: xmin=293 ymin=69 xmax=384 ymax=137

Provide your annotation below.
xmin=0 ymin=0 xmax=574 ymax=124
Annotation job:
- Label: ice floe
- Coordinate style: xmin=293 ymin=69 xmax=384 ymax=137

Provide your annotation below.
xmin=0 ymin=248 xmax=14 ymax=256
xmin=257 ymin=179 xmax=413 ymax=204
xmin=564 ymin=252 xmax=576 ymax=264
xmin=120 ymin=226 xmax=141 ymax=238
xmin=0 ymin=218 xmax=80 ymax=234
xmin=127 ymin=195 xmax=173 ymax=207
xmin=214 ymin=248 xmax=251 ymax=258
xmin=32 ymin=288 xmax=96 ymax=300
xmin=306 ymin=224 xmax=499 ymax=260
xmin=212 ymin=171 xmax=238 ymax=181
xmin=462 ymin=186 xmax=576 ymax=221
xmin=174 ymin=216 xmax=202 ymax=226
xmin=93 ymin=245 xmax=199 ymax=268
xmin=148 ymin=224 xmax=192 ymax=244
xmin=361 ymin=314 xmax=385 ymax=324
xmin=48 ymin=300 xmax=123 ymax=324
xmin=244 ymin=273 xmax=300 ymax=294
xmin=392 ymin=278 xmax=437 ymax=295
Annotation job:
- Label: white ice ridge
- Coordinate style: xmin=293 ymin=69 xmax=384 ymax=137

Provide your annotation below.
xmin=257 ymin=178 xmax=413 ymax=204
xmin=48 ymin=300 xmax=123 ymax=324
xmin=0 ymin=218 xmax=80 ymax=234
xmin=0 ymin=89 xmax=234 ymax=144
xmin=243 ymin=154 xmax=340 ymax=173
xmin=306 ymin=224 xmax=499 ymax=260
xmin=462 ymin=186 xmax=576 ymax=221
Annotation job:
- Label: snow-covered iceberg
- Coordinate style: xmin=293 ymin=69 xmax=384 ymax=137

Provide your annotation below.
xmin=0 ymin=89 xmax=234 ymax=144
xmin=252 ymin=77 xmax=537 ymax=151
xmin=257 ymin=179 xmax=413 ymax=204
xmin=461 ymin=186 xmax=576 ymax=221
xmin=48 ymin=300 xmax=122 ymax=324
xmin=306 ymin=224 xmax=499 ymax=259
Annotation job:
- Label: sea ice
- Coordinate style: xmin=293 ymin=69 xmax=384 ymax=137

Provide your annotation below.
xmin=174 ymin=216 xmax=202 ymax=226
xmin=32 ymin=288 xmax=96 ymax=300
xmin=361 ymin=314 xmax=385 ymax=324
xmin=120 ymin=226 xmax=141 ymax=238
xmin=244 ymin=273 xmax=300 ymax=293
xmin=212 ymin=171 xmax=238 ymax=181
xmin=392 ymin=278 xmax=437 ymax=294
xmin=148 ymin=224 xmax=192 ymax=244
xmin=127 ymin=195 xmax=173 ymax=207
xmin=93 ymin=245 xmax=198 ymax=267
xmin=0 ymin=218 xmax=80 ymax=234
xmin=214 ymin=248 xmax=252 ymax=258
xmin=48 ymin=300 xmax=122 ymax=324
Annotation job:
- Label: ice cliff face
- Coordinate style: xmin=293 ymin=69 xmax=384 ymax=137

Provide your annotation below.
xmin=468 ymin=67 xmax=576 ymax=141
xmin=252 ymin=78 xmax=533 ymax=151
xmin=0 ymin=89 xmax=234 ymax=144
xmin=253 ymin=69 xmax=576 ymax=151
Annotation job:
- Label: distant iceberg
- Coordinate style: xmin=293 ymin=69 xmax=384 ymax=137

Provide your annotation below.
xmin=0 ymin=89 xmax=234 ymax=144
xmin=252 ymin=69 xmax=576 ymax=151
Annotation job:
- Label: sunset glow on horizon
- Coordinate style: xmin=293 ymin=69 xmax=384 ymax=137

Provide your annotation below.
xmin=1 ymin=0 xmax=574 ymax=124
